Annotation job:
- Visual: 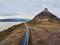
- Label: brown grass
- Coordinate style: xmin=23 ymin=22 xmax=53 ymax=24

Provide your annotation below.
xmin=26 ymin=21 xmax=60 ymax=45
xmin=0 ymin=23 xmax=25 ymax=41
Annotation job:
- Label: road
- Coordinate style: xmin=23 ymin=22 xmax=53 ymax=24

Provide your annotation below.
xmin=20 ymin=23 xmax=30 ymax=45
xmin=0 ymin=23 xmax=30 ymax=45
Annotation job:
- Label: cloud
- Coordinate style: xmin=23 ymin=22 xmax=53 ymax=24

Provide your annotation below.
xmin=0 ymin=0 xmax=60 ymax=19
xmin=0 ymin=15 xmax=33 ymax=19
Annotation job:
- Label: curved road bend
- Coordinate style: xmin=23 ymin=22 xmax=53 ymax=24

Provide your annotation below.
xmin=20 ymin=23 xmax=30 ymax=45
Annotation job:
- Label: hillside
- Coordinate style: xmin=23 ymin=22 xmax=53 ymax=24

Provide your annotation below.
xmin=26 ymin=8 xmax=60 ymax=45
xmin=0 ymin=23 xmax=26 ymax=45
xmin=32 ymin=8 xmax=60 ymax=22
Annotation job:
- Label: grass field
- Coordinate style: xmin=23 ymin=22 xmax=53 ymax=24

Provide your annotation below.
xmin=27 ymin=21 xmax=60 ymax=45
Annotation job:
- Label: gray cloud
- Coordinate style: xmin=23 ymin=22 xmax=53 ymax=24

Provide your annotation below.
xmin=0 ymin=0 xmax=60 ymax=19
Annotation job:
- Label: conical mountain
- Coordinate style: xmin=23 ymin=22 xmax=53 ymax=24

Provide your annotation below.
xmin=32 ymin=8 xmax=59 ymax=22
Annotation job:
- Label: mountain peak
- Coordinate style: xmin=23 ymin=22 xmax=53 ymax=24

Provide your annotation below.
xmin=32 ymin=8 xmax=59 ymax=22
xmin=43 ymin=8 xmax=49 ymax=12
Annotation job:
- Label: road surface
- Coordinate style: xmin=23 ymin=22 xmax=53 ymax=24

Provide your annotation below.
xmin=20 ymin=23 xmax=30 ymax=45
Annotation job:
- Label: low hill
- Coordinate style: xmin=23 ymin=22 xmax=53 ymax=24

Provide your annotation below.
xmin=0 ymin=18 xmax=29 ymax=22
xmin=0 ymin=23 xmax=26 ymax=45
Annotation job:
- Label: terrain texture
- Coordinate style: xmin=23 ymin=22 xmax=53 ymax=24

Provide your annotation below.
xmin=0 ymin=8 xmax=60 ymax=45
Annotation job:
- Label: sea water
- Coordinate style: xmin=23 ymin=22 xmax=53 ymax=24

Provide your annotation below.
xmin=0 ymin=22 xmax=22 ymax=32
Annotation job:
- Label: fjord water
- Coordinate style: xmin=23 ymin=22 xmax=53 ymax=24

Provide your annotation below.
xmin=0 ymin=22 xmax=22 ymax=31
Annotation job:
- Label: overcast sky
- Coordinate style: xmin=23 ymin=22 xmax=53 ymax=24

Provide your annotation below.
xmin=0 ymin=0 xmax=60 ymax=19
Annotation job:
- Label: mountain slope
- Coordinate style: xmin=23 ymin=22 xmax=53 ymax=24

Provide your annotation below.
xmin=26 ymin=8 xmax=60 ymax=45
xmin=32 ymin=8 xmax=60 ymax=22
xmin=0 ymin=23 xmax=26 ymax=45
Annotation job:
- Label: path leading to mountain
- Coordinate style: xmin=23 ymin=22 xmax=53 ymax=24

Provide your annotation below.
xmin=20 ymin=23 xmax=30 ymax=45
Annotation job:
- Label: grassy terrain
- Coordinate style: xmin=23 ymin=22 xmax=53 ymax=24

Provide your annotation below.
xmin=26 ymin=21 xmax=60 ymax=45
xmin=0 ymin=20 xmax=60 ymax=45
xmin=0 ymin=23 xmax=26 ymax=42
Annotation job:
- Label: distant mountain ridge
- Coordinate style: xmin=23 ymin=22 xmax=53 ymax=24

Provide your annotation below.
xmin=0 ymin=18 xmax=29 ymax=22
xmin=32 ymin=8 xmax=60 ymax=22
